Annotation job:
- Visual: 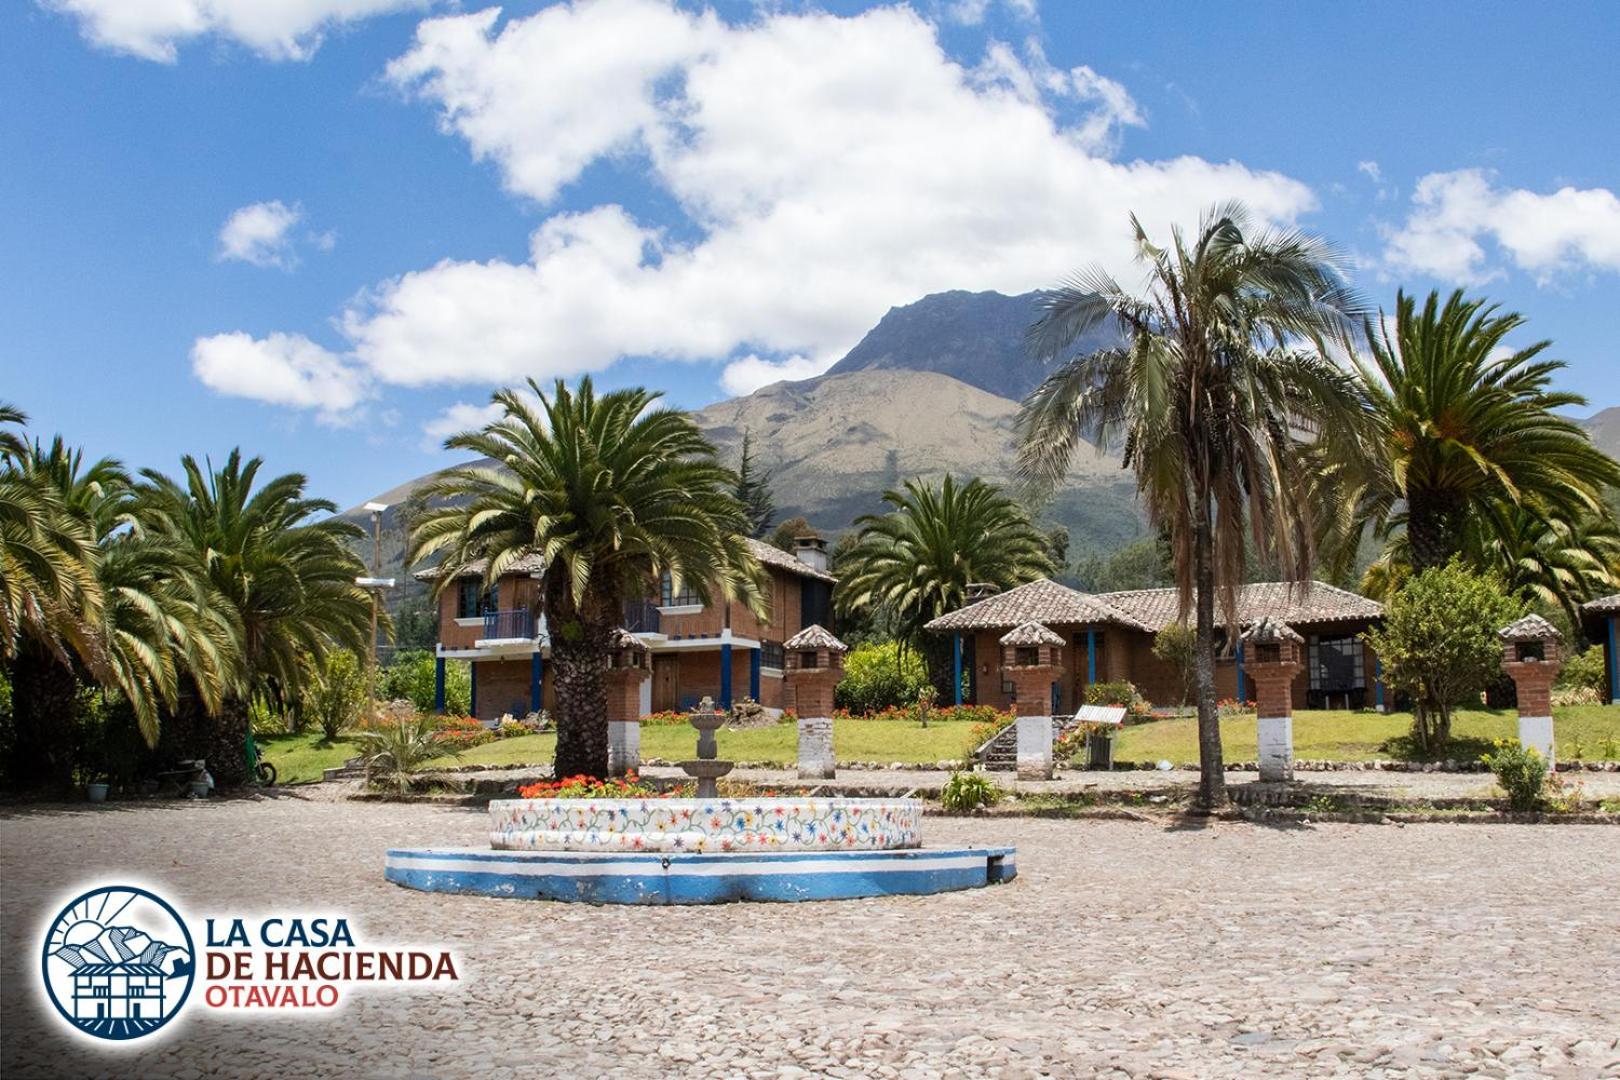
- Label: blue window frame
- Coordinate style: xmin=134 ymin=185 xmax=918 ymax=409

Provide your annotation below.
xmin=457 ymin=579 xmax=498 ymax=619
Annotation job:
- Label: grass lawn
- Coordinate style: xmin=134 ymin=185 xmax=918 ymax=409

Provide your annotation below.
xmin=1115 ymin=706 xmax=1620 ymax=764
xmin=261 ymin=720 xmax=983 ymax=783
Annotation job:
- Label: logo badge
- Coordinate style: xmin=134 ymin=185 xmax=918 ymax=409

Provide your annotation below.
xmin=41 ymin=885 xmax=195 ymax=1041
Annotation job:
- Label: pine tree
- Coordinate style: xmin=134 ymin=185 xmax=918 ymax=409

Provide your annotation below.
xmin=734 ymin=431 xmax=777 ymax=538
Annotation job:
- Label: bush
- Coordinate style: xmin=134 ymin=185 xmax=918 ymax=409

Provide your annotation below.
xmin=378 ymin=650 xmax=472 ymax=717
xmin=835 ymin=640 xmax=931 ymax=714
xmin=430 ymin=715 xmax=497 ymax=752
xmin=1481 ymin=738 xmax=1547 ymax=811
xmin=356 ymin=711 xmax=459 ymax=793
xmin=940 ymin=770 xmax=1000 ymax=812
xmin=1558 ymin=646 xmax=1607 ymax=693
xmin=305 ymin=650 xmax=368 ymax=741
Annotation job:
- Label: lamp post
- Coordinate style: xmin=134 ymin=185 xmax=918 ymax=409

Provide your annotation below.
xmin=356 ymin=501 xmax=395 ymax=713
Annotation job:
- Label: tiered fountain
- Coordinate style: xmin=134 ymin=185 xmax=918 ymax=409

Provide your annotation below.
xmin=386 ymin=699 xmax=1015 ymax=905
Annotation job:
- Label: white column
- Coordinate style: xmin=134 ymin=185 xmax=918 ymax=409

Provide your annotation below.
xmin=1257 ymin=716 xmax=1294 ymax=782
xmin=797 ymin=715 xmax=835 ymax=779
xmin=1016 ymin=715 xmax=1053 ymax=781
xmin=607 ymin=720 xmax=641 ymax=777
xmin=1517 ymin=715 xmax=1554 ymax=772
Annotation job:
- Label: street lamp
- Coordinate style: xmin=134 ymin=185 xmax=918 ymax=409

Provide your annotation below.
xmin=357 ymin=502 xmax=395 ymax=711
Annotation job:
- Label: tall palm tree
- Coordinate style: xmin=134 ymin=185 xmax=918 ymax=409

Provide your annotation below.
xmin=1317 ymin=290 xmax=1620 ymax=575
xmin=408 ymin=377 xmax=763 ymax=778
xmin=835 ymin=475 xmax=1055 ymax=695
xmin=1017 ymin=203 xmax=1368 ymax=811
xmin=136 ymin=450 xmax=371 ymax=784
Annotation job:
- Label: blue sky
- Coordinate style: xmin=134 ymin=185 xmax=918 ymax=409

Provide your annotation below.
xmin=3 ymin=0 xmax=1617 ymax=511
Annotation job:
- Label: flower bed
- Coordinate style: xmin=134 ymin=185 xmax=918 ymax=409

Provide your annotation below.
xmin=517 ymin=773 xmax=663 ymax=799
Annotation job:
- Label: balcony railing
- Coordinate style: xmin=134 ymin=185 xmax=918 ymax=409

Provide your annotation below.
xmin=481 ymin=608 xmax=535 ymax=642
xmin=623 ymin=599 xmax=661 ymax=635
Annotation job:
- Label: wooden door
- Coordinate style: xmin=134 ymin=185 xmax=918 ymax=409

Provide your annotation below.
xmin=652 ymin=656 xmax=679 ymax=712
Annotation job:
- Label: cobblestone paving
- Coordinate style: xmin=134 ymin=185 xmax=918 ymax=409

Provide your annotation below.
xmin=3 ymin=796 xmax=1618 ymax=1078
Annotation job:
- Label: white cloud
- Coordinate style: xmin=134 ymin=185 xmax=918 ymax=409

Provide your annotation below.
xmin=421 ymin=401 xmax=506 ymax=449
xmin=41 ymin=0 xmax=429 ymax=62
xmin=1384 ymin=169 xmax=1620 ymax=284
xmin=1357 ymin=160 xmax=1382 ymax=183
xmin=720 ymin=353 xmax=839 ymax=397
xmin=224 ymin=0 xmax=1315 ymax=413
xmin=191 ymin=332 xmax=369 ymax=422
xmin=217 ymin=200 xmax=315 ymax=269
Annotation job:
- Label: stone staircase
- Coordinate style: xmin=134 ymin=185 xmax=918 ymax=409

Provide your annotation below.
xmin=975 ymin=716 xmax=1085 ymax=771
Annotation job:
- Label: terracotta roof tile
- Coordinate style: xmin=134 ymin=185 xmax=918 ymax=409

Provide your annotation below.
xmin=1242 ymin=616 xmax=1304 ymax=644
xmin=1098 ymin=581 xmax=1382 ymax=632
xmin=1498 ymin=614 xmax=1561 ymax=641
xmin=1000 ymin=621 xmax=1065 ymax=647
xmin=1582 ymin=593 xmax=1620 ymax=616
xmin=924 ymin=578 xmax=1152 ymax=633
xmin=412 ymin=553 xmax=546 ymax=582
xmin=743 ymin=538 xmax=839 ymax=584
xmin=784 ymin=624 xmax=847 ymax=652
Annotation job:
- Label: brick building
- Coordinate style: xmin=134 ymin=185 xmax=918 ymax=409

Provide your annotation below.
xmin=925 ymin=577 xmax=1384 ymax=713
xmin=418 ymin=538 xmax=836 ymax=723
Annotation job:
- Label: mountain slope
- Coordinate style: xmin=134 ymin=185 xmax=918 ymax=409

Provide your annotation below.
xmin=824 ymin=289 xmax=1121 ymax=402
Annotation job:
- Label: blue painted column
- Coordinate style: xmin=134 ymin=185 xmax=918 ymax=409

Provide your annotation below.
xmin=530 ymin=651 xmax=543 ymax=713
xmin=719 ymin=641 xmax=733 ymax=708
xmin=469 ymin=662 xmax=478 ymax=719
xmin=1086 ymin=629 xmax=1097 ymax=684
xmin=952 ymin=635 xmax=963 ymax=706
xmin=433 ymin=655 xmax=446 ymax=714
xmin=1235 ymin=641 xmax=1246 ymax=703
xmin=1609 ymin=616 xmax=1619 ymax=704
xmin=1375 ymin=657 xmax=1385 ymax=712
xmin=749 ymin=647 xmax=761 ymax=702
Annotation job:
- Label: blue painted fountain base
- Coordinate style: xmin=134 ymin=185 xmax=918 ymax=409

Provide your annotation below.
xmin=385 ymin=846 xmax=1017 ymax=905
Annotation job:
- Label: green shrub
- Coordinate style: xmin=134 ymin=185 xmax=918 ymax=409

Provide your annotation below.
xmin=1557 ymin=646 xmax=1607 ymax=692
xmin=940 ymin=771 xmax=1000 ymax=812
xmin=1481 ymin=738 xmax=1547 ymax=811
xmin=834 ymin=640 xmax=931 ymax=714
xmin=1084 ymin=681 xmax=1137 ymax=707
xmin=305 ymin=650 xmax=368 ymax=741
xmin=379 ymin=650 xmax=472 ymax=716
xmin=356 ymin=711 xmax=458 ymax=793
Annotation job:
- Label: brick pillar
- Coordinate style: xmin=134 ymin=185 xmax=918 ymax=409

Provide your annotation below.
xmin=783 ymin=627 xmax=847 ymax=780
xmin=999 ymin=632 xmax=1060 ymax=781
xmin=1242 ymin=621 xmax=1304 ymax=782
xmin=1502 ymin=632 xmax=1561 ymax=771
xmin=605 ymin=667 xmax=649 ymax=777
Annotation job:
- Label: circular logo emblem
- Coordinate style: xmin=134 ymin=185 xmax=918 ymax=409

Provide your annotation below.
xmin=40 ymin=886 xmax=195 ymax=1041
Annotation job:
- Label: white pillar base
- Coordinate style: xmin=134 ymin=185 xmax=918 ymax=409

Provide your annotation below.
xmin=607 ymin=720 xmax=640 ymax=777
xmin=1257 ymin=715 xmax=1294 ymax=782
xmin=1517 ymin=715 xmax=1554 ymax=771
xmin=1016 ymin=715 xmax=1053 ymax=781
xmin=797 ymin=716 xmax=835 ymax=779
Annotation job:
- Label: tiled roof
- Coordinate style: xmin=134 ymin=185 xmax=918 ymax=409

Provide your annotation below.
xmin=1498 ymin=613 xmax=1562 ymax=641
xmin=1000 ymin=621 xmax=1065 ymax=647
xmin=1242 ymin=616 xmax=1304 ymax=644
xmin=1098 ymin=580 xmax=1382 ymax=632
xmin=924 ymin=578 xmax=1152 ymax=633
xmin=412 ymin=553 xmax=546 ymax=582
xmin=743 ymin=537 xmax=838 ymax=584
xmin=1582 ymin=593 xmax=1620 ymax=616
xmin=784 ymin=624 xmax=847 ymax=652
xmin=611 ymin=628 xmax=648 ymax=650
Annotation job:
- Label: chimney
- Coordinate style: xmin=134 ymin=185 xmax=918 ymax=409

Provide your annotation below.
xmin=794 ymin=535 xmax=829 ymax=572
xmin=966 ymin=582 xmax=1000 ymax=602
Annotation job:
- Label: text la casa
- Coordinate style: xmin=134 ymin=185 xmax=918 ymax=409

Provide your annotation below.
xmin=207 ymin=917 xmax=355 ymax=948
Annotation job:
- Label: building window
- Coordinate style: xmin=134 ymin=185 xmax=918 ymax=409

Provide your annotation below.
xmin=761 ymin=640 xmax=785 ymax=669
xmin=457 ymin=579 xmax=497 ymax=619
xmin=1015 ymin=646 xmax=1040 ymax=667
xmin=799 ymin=650 xmax=820 ymax=669
xmin=800 ymin=580 xmax=832 ymax=631
xmin=660 ymin=571 xmax=702 ymax=608
xmin=1309 ymin=635 xmax=1364 ymax=692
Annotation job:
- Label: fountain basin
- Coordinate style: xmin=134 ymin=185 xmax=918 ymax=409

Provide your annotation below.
xmin=386 ymin=846 xmax=1015 ymax=904
xmin=489 ymin=797 xmax=921 ymax=853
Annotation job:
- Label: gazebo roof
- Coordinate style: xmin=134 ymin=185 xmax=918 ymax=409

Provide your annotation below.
xmin=999 ymin=621 xmax=1065 ymax=647
xmin=611 ymin=628 xmax=648 ymax=651
xmin=1498 ymin=614 xmax=1562 ymax=642
xmin=784 ymin=624 xmax=847 ymax=652
xmin=1241 ymin=616 xmax=1304 ymax=645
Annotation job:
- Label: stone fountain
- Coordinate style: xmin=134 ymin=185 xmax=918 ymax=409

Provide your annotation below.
xmin=678 ymin=696 xmax=732 ymax=799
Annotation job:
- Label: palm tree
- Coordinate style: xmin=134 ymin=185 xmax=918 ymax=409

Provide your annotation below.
xmin=835 ymin=475 xmax=1055 ymax=695
xmin=408 ymin=377 xmax=763 ymax=778
xmin=136 ymin=450 xmax=371 ymax=784
xmin=1317 ymin=290 xmax=1620 ymax=575
xmin=1017 ymin=203 xmax=1368 ymax=811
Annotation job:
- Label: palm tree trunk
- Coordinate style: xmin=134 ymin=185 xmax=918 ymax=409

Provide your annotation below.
xmin=7 ymin=644 xmax=80 ymax=792
xmin=919 ymin=635 xmax=956 ymax=704
xmin=1192 ymin=496 xmax=1227 ymax=813
xmin=206 ymin=700 xmax=251 ymax=788
xmin=548 ymin=596 xmax=613 ymax=779
xmin=1406 ymin=491 xmax=1466 ymax=572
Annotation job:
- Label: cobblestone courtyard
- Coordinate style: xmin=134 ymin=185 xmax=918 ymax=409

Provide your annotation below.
xmin=3 ymin=796 xmax=1617 ymax=1078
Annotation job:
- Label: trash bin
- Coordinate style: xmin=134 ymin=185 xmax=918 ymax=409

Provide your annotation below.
xmin=1086 ymin=730 xmax=1115 ymax=770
